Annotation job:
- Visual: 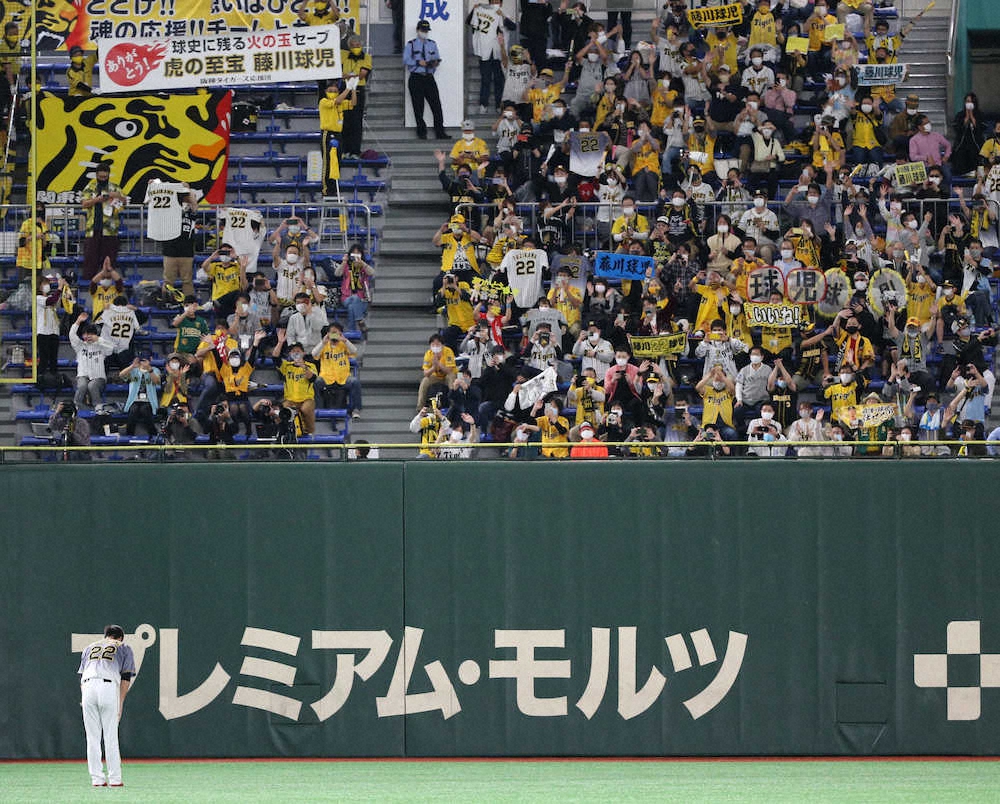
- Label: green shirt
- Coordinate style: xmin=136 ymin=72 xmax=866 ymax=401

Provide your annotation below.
xmin=174 ymin=315 xmax=209 ymax=354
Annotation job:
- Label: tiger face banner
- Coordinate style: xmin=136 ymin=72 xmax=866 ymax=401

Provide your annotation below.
xmin=34 ymin=90 xmax=231 ymax=205
xmin=12 ymin=0 xmax=358 ymax=52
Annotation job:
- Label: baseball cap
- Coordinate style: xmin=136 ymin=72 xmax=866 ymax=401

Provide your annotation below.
xmin=449 ymin=213 xmax=465 ymax=224
xmin=656 ymin=215 xmax=669 ymax=224
xmin=942 ymin=279 xmax=957 ymax=288
xmin=692 ymin=115 xmax=706 ymax=124
xmin=906 ymin=316 xmax=921 ymax=327
xmin=905 ymin=94 xmax=919 ymax=105
xmin=540 ymin=67 xmax=554 ymax=77
xmin=416 ymin=19 xmax=431 ymax=31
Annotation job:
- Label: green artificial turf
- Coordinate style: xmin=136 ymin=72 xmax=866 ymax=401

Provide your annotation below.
xmin=3 ymin=759 xmax=999 ymax=803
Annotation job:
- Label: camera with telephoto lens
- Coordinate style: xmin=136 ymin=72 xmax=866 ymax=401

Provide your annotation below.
xmin=277 ymin=406 xmax=297 ymax=444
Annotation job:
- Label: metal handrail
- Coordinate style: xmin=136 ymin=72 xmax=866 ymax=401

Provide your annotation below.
xmin=946 ymin=0 xmax=961 ymax=115
xmin=0 ymin=439 xmax=995 ymax=463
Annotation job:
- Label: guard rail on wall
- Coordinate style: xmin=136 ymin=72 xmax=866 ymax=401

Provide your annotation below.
xmin=0 ymin=201 xmax=375 ymax=262
xmin=0 ymin=440 xmax=996 ymax=463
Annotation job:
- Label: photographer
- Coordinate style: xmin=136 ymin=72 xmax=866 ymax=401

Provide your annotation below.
xmin=207 ymin=399 xmax=237 ymax=446
xmin=746 ymin=402 xmax=788 ymax=457
xmin=313 ymin=323 xmax=362 ymax=419
xmin=163 ymin=403 xmax=201 ymax=447
xmin=435 ymin=272 xmax=476 ymax=352
xmin=271 ymin=334 xmax=318 ymax=435
xmin=686 ymin=423 xmax=732 ymax=457
xmin=48 ymin=401 xmax=90 ymax=448
xmin=523 ymin=323 xmax=561 ymax=372
xmin=118 ymin=353 xmax=161 ymax=437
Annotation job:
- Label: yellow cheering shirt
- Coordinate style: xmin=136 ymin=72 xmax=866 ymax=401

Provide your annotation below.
xmin=569 ymin=381 xmax=605 ymax=426
xmin=693 ymin=284 xmax=729 ymax=333
xmin=536 ymin=415 xmax=570 ymax=458
xmin=760 ymin=323 xmax=793 ymax=355
xmin=319 ymin=96 xmax=354 ymax=134
xmin=812 ymin=131 xmax=844 ymax=169
xmin=704 ymin=31 xmax=739 ymax=73
xmin=748 ymin=9 xmax=777 ymax=48
xmin=701 ymin=384 xmax=735 ymax=427
xmin=792 ymin=234 xmax=821 ymax=268
xmin=207 ymin=259 xmax=242 ymax=300
xmin=317 ymin=339 xmax=353 ymax=385
xmin=450 ymin=137 xmax=490 ymax=173
xmin=526 ymin=84 xmax=561 ymax=124
xmin=548 ymin=284 xmax=583 ymax=329
xmin=438 ymin=232 xmax=480 ymax=274
xmin=851 ymin=110 xmax=881 ymax=150
xmin=422 ymin=346 xmax=457 ymax=381
xmin=906 ymin=279 xmax=934 ymax=324
xmin=220 ymin=362 xmax=253 ymax=395
xmin=16 ymin=218 xmax=50 ymax=271
xmin=824 ymin=379 xmax=858 ymax=425
xmin=649 ymin=86 xmax=678 ymax=128
xmin=632 ymin=142 xmax=660 ymax=174
xmin=341 ymin=49 xmax=372 ymax=87
xmin=835 ymin=330 xmax=875 ymax=369
xmin=90 ymin=282 xmax=118 ymax=320
xmin=440 ymin=282 xmax=476 ymax=330
xmin=807 ymin=13 xmax=836 ymax=51
xmin=279 ymin=360 xmax=316 ymax=403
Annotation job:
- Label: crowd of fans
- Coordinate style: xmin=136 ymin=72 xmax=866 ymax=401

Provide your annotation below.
xmin=411 ymin=0 xmax=1000 ymax=458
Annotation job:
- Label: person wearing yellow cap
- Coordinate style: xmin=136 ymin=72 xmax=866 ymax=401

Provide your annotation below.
xmin=432 ymin=213 xmax=482 ymax=291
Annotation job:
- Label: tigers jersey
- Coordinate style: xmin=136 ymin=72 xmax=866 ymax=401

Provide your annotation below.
xmin=748 ymin=10 xmax=777 ymax=48
xmin=906 ymin=279 xmax=934 ymax=324
xmin=807 ymin=13 xmax=836 ymax=51
xmin=144 ymin=181 xmax=188 ymax=241
xmin=526 ymin=84 xmax=561 ymax=124
xmin=569 ymin=131 xmax=611 ymax=178
xmin=693 ymin=285 xmax=729 ymax=334
xmin=422 ymin=346 xmax=457 ymax=380
xmin=500 ymin=248 xmax=547 ymax=306
xmin=316 ymin=340 xmax=353 ymax=385
xmin=319 ymin=96 xmax=353 ymax=132
xmin=649 ymin=86 xmax=678 ymax=128
xmin=568 ymin=381 xmax=605 ymax=426
xmin=760 ymin=325 xmax=793 ymax=355
xmin=502 ymin=62 xmax=533 ymax=103
xmin=440 ymin=282 xmax=476 ymax=330
xmin=90 ymin=282 xmax=119 ymax=320
xmin=16 ymin=217 xmax=49 ymax=270
xmin=278 ymin=359 xmax=316 ymax=402
xmin=701 ymin=384 xmax=735 ymax=427
xmin=220 ymin=362 xmax=254 ymax=395
xmin=824 ymin=380 xmax=858 ymax=425
xmin=632 ymin=143 xmax=660 ymax=174
xmin=99 ymin=306 xmax=139 ymax=352
xmin=835 ymin=331 xmax=875 ymax=369
xmin=78 ymin=638 xmax=135 ymax=683
xmin=221 ymin=208 xmax=263 ymax=254
xmin=535 ymin=415 xmax=570 ymax=458
xmin=174 ymin=315 xmax=208 ymax=354
xmin=274 ymin=260 xmax=304 ymax=303
xmin=469 ymin=4 xmax=504 ymax=60
xmin=206 ymin=259 xmax=242 ymax=299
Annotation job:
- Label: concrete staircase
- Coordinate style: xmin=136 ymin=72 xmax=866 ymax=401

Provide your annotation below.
xmin=346 ymin=54 xmax=454 ymax=446
xmin=889 ymin=1 xmax=953 ymax=131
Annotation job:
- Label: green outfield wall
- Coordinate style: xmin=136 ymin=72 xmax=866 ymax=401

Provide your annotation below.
xmin=2 ymin=462 xmax=999 ymax=758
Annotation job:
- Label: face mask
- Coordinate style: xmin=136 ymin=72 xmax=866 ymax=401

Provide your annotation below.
xmin=168 ymin=360 xmax=180 ymax=371
xmin=431 ymin=345 xmax=442 ymax=354
xmin=807 ymin=195 xmax=820 ymax=205
xmin=290 ymin=352 xmax=304 ymax=362
xmin=463 ymin=132 xmax=475 ymax=141
xmin=855 ymin=280 xmax=867 ymax=290
xmin=959 ymin=327 xmax=971 ymax=338
xmin=623 ymin=206 xmax=636 ymax=216
xmin=286 ymin=253 xmax=299 ymax=264
xmin=504 ymin=110 xmax=514 ymax=119
xmin=239 ymin=303 xmax=249 ymax=314
xmin=580 ymin=428 xmax=594 ymax=438
xmin=799 ymin=408 xmax=811 ymax=419
xmin=671 ymin=197 xmax=685 ymax=208
xmin=761 ymin=128 xmax=774 ymax=139
xmin=836 ymin=76 xmax=847 ymax=86
xmin=754 ymin=197 xmax=766 ymax=208
xmin=729 ymin=304 xmax=742 ymax=315
xmin=605 ymin=84 xmax=615 ymax=93
xmin=228 ymin=356 xmax=241 ymax=367
xmin=761 ymin=410 xmax=773 ymax=420
xmin=554 ymin=175 xmax=567 ymax=185
xmin=607 ymin=177 xmax=618 ymax=186
xmin=615 ymin=104 xmax=625 ymax=113
xmin=840 ymin=373 xmax=853 ymax=385
xmin=929 ymin=176 xmax=942 ymax=185
xmin=594 ymin=284 xmax=606 ymax=294
xmin=970 ymin=249 xmax=982 ymax=259
xmin=750 ymin=354 xmax=763 ymax=365
xmin=906 ymin=107 xmax=917 ymax=116
xmin=350 ymin=47 xmax=363 ymax=56
xmin=861 ymin=104 xmax=873 ymax=113
xmin=579 ymin=127 xmax=590 ymax=134
xmin=615 ymin=356 xmax=628 ymax=367
xmin=780 ymin=248 xmax=793 ymax=260
xmin=747 ymin=100 xmax=758 ymax=111
xmin=288 ymin=225 xmax=301 ymax=235
xmin=295 ymin=303 xmax=307 ymax=314
xmin=945 ymin=289 xmax=955 ymax=299
xmin=906 ymin=219 xmax=919 ymax=230
xmin=922 ymin=123 xmax=932 ymax=133
xmin=916 ymin=275 xmax=926 ymax=284
xmin=712 ymin=381 xmax=726 ymax=391
xmin=588 ymin=332 xmax=599 ymax=343
xmin=846 ymin=324 xmax=860 ymax=334
xmin=40 ymin=284 xmax=50 ymax=294
xmin=778 ymin=78 xmax=787 ymax=87
xmin=890 ymin=202 xmax=902 ymax=213
xmin=587 ymin=52 xmax=599 ymax=62
xmin=751 ymin=57 xmax=763 ymax=67
xmin=816 ymin=6 xmax=827 ymax=14
xmin=966 ymin=101 xmax=975 ymax=111
xmin=717 ymin=224 xmax=729 ymax=233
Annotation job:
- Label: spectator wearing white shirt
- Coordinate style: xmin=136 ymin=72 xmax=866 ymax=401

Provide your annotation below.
xmin=284 ymin=292 xmax=329 ymax=354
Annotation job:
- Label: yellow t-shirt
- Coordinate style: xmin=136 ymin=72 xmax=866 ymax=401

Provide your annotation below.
xmin=422 ymin=346 xmax=457 ymax=381
xmin=450 ymin=137 xmax=490 ymax=172
xmin=748 ymin=10 xmax=777 ymax=48
xmin=568 ymin=381 xmax=605 ymax=426
xmin=220 ymin=363 xmax=254 ymax=395
xmin=812 ymin=131 xmax=844 ymax=169
xmin=701 ymin=384 xmax=735 ymax=427
xmin=807 ymin=13 xmax=836 ymax=52
xmin=16 ymin=218 xmax=50 ymax=271
xmin=632 ymin=143 xmax=660 ymax=174
xmin=649 ymin=87 xmax=678 ymax=129
xmin=526 ymin=84 xmax=561 ymax=124
xmin=611 ymin=213 xmax=651 ymax=242
xmin=906 ymin=279 xmax=934 ymax=324
xmin=835 ymin=331 xmax=875 ymax=369
xmin=535 ymin=415 xmax=570 ymax=458
xmin=440 ymin=282 xmax=476 ymax=330
xmin=207 ymin=259 xmax=242 ymax=300
xmin=824 ymin=380 xmax=858 ymax=425
xmin=792 ymin=234 xmax=821 ymax=268
xmin=851 ymin=110 xmax=881 ymax=151
xmin=319 ymin=97 xmax=353 ymax=133
xmin=316 ymin=340 xmax=353 ymax=385
xmin=704 ymin=32 xmax=739 ymax=73
xmin=693 ymin=284 xmax=729 ymax=334
xmin=341 ymin=50 xmax=373 ymax=86
xmin=278 ymin=359 xmax=316 ymax=403
xmin=90 ymin=283 xmax=118 ymax=320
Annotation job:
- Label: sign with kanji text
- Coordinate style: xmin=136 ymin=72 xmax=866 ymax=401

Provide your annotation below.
xmin=784 ymin=267 xmax=827 ymax=305
xmin=98 ymin=24 xmax=343 ymax=92
xmin=894 ymin=161 xmax=928 ymax=186
xmin=594 ymin=251 xmax=654 ymax=282
xmin=860 ymin=402 xmax=897 ymax=427
xmin=746 ymin=266 xmax=784 ymax=302
xmin=818 ymin=267 xmax=850 ymax=318
xmin=856 ymin=63 xmax=907 ymax=86
xmin=866 ymin=268 xmax=908 ymax=317
xmin=628 ymin=332 xmax=688 ymax=358
xmin=687 ymin=2 xmax=742 ymax=28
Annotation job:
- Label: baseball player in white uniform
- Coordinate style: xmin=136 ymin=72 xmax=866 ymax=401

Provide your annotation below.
xmin=78 ymin=625 xmax=135 ymax=787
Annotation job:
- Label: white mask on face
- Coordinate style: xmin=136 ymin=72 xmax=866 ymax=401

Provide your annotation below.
xmin=760 ymin=410 xmax=773 ymax=420
xmin=552 ymin=106 xmax=565 ymax=118
xmin=580 ymin=427 xmax=594 ymax=438
xmin=554 ymin=175 xmax=567 ymax=185
xmin=717 ymin=224 xmax=729 ymax=233
xmin=753 ymin=197 xmax=766 ymax=208
xmin=615 ymin=356 xmax=628 ymax=366
xmin=431 ymin=344 xmax=442 ymax=354
xmin=588 ymin=331 xmax=599 ymax=343
xmin=837 ymin=76 xmax=847 ymax=86
xmin=751 ymin=57 xmax=763 ymax=67
xmin=286 ymin=253 xmax=299 ymax=264
xmin=929 ymin=176 xmax=942 ymax=185
xmin=861 ymin=103 xmax=873 ymax=113
xmin=623 ymin=206 xmax=636 ymax=216
xmin=594 ymin=284 xmax=606 ymax=294
xmin=916 ymin=275 xmax=926 ymax=284
xmin=780 ymin=248 xmax=793 ymax=260
xmin=799 ymin=408 xmax=811 ymax=419
xmin=807 ymin=194 xmax=820 ymax=205
xmin=239 ymin=303 xmax=249 ymax=313
xmin=966 ymin=101 xmax=975 ymax=110
xmin=907 ymin=219 xmax=919 ymax=230
xmin=228 ymin=356 xmax=241 ymax=367
xmin=295 ymin=303 xmax=307 ymax=314
xmin=922 ymin=123 xmax=932 ymax=132
xmin=840 ymin=373 xmax=853 ymax=385
xmin=855 ymin=280 xmax=867 ymax=290
xmin=504 ymin=110 xmax=514 ymax=118
xmin=587 ymin=52 xmax=599 ymax=62
xmin=890 ymin=201 xmax=901 ymax=212
xmin=579 ymin=127 xmax=590 ymax=134
xmin=463 ymin=132 xmax=475 ymax=141
xmin=747 ymin=100 xmax=758 ymax=110
xmin=671 ymin=197 xmax=685 ymax=208
xmin=168 ymin=360 xmax=180 ymax=371
xmin=778 ymin=78 xmax=787 ymax=87
xmin=40 ymin=284 xmax=50 ymax=294
xmin=99 ymin=278 xmax=113 ymax=287
xmin=750 ymin=354 xmax=763 ymax=365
